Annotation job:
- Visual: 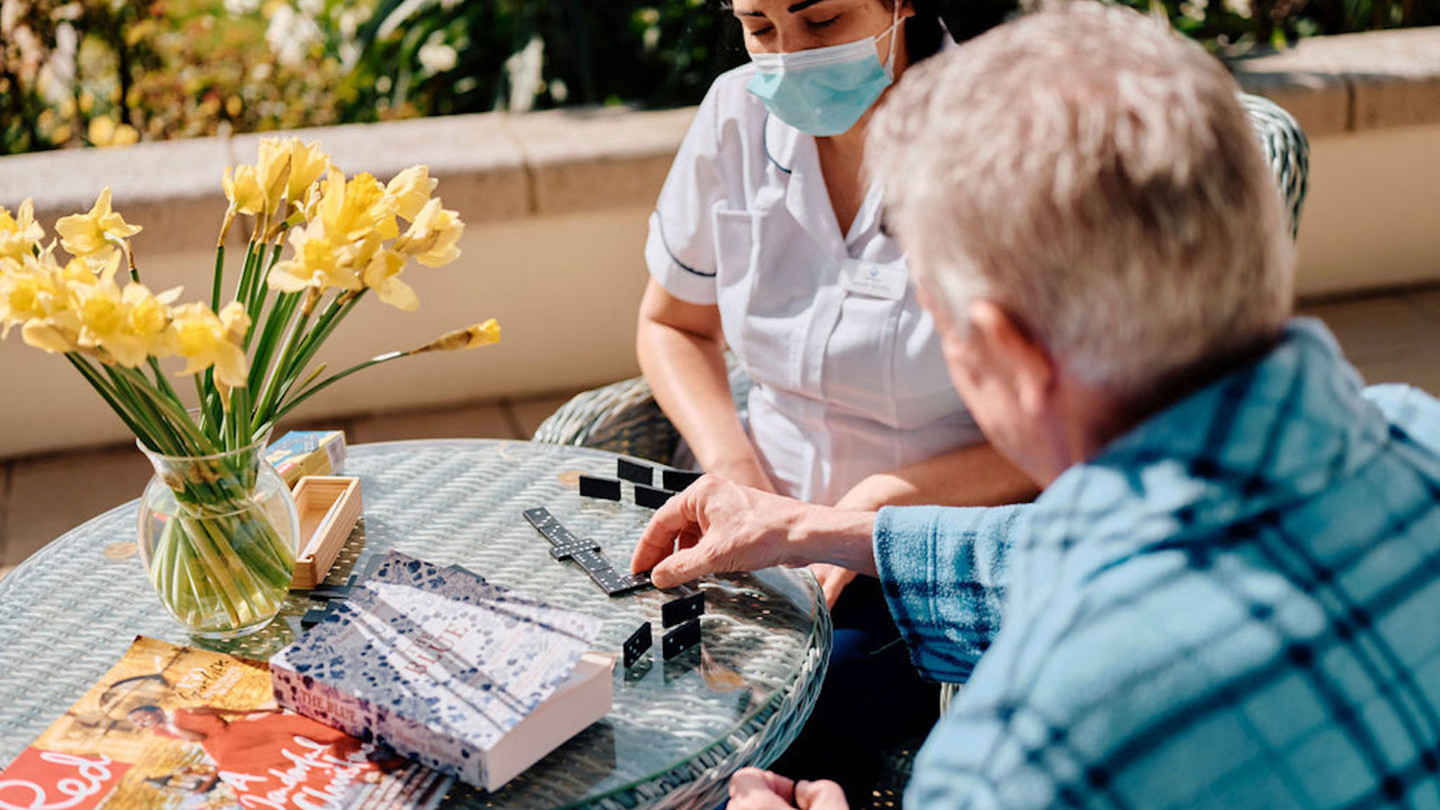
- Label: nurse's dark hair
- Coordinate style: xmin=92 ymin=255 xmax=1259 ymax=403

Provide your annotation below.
xmin=891 ymin=0 xmax=1019 ymax=54
xmin=713 ymin=1 xmax=1012 ymax=57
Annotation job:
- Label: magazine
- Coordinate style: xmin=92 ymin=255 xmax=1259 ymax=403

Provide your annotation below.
xmin=0 ymin=636 xmax=453 ymax=810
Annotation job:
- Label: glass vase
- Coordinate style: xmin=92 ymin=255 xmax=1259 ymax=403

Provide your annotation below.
xmin=136 ymin=437 xmax=299 ymax=639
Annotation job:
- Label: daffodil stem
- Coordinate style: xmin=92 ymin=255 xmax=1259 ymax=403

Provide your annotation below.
xmin=282 ymin=291 xmax=363 ymax=394
xmin=147 ymin=358 xmax=182 ymax=410
xmin=105 ymin=366 xmax=189 ymax=456
xmin=66 ymin=354 xmax=155 ymax=448
xmin=266 ymin=352 xmax=401 ymax=428
xmin=249 ymin=291 xmax=301 ymax=393
xmin=211 ymin=245 xmax=225 ymax=312
xmin=251 ymin=289 xmax=318 ymax=427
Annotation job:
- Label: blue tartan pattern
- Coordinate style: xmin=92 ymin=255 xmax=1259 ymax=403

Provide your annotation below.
xmin=874 ymin=319 xmax=1440 ymax=808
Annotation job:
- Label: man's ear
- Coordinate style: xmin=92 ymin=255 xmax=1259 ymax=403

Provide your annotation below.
xmin=966 ymin=299 xmax=1056 ymax=419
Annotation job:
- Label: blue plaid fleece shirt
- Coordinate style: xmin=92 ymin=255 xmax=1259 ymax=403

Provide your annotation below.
xmin=874 ymin=319 xmax=1440 ymax=809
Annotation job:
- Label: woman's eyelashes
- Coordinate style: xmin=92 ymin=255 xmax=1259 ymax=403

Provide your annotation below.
xmin=742 ymin=13 xmax=843 ymax=42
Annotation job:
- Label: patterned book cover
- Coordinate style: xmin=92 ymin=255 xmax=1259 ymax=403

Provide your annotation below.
xmin=270 ymin=551 xmax=606 ymax=791
xmin=0 ymin=636 xmax=453 ymax=810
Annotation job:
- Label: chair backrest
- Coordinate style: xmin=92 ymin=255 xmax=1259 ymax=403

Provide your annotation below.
xmin=1239 ymin=92 xmax=1310 ymax=239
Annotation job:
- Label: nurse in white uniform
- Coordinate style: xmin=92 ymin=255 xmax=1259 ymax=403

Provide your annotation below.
xmin=635 ymin=0 xmax=1034 ymax=800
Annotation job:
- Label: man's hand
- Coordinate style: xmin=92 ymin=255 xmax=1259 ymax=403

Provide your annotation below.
xmin=630 ymin=475 xmax=879 ymax=590
xmin=729 ymin=768 xmax=849 ymax=810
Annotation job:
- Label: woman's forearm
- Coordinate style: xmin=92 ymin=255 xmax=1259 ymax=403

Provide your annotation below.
xmin=834 ymin=441 xmax=1037 ymax=512
xmin=636 ymin=283 xmax=774 ymax=491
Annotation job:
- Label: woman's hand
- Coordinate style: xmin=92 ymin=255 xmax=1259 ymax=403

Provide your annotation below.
xmin=810 ymin=563 xmax=858 ymax=609
xmin=707 ymin=451 xmax=778 ymax=494
xmin=729 ymin=768 xmax=849 ymax=810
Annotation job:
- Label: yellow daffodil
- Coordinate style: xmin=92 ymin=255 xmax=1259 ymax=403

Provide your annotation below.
xmin=410 ymin=318 xmax=500 ymax=354
xmin=57 ymin=251 xmax=121 ymax=288
xmin=0 ymin=200 xmax=44 ymax=261
xmin=393 ymin=198 xmax=463 ymax=268
xmin=0 ymin=256 xmax=61 ymax=336
xmin=256 ymin=138 xmax=293 ymax=217
xmin=168 ymin=301 xmax=250 ymax=388
xmin=22 ymin=316 xmax=80 ymax=354
xmin=285 ymin=138 xmax=331 ymax=205
xmin=316 ymin=170 xmax=399 ymax=244
xmin=385 ymin=166 xmax=436 ymax=222
xmin=268 ymin=224 xmax=363 ymax=293
xmin=223 ymin=165 xmax=267 ymax=216
xmin=360 ymin=247 xmax=417 ymax=311
xmin=73 ymin=281 xmax=179 ymax=368
xmin=54 ymin=188 xmax=142 ymax=258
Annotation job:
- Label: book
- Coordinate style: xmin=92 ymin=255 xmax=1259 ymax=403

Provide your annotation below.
xmin=270 ymin=552 xmax=613 ymax=793
xmin=0 ymin=636 xmax=452 ymax=810
xmin=265 ymin=430 xmax=347 ymax=488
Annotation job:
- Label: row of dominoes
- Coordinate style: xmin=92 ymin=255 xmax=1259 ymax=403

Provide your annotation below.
xmin=578 ymin=459 xmax=704 ymax=508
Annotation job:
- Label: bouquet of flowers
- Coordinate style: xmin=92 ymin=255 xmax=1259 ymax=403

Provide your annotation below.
xmin=0 ymin=138 xmax=499 ymax=637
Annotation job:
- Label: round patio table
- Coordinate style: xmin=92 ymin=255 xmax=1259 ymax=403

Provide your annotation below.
xmin=0 ymin=439 xmax=831 ymax=809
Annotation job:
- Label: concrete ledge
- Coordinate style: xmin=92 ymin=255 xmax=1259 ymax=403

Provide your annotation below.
xmin=1232 ymin=27 xmax=1440 ymax=137
xmin=0 ymin=105 xmax=693 ymax=235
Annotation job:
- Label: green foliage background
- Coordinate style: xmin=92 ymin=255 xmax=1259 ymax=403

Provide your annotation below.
xmin=1 ymin=0 xmax=1435 ymax=156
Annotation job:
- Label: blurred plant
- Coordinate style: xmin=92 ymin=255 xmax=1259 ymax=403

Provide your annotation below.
xmin=1 ymin=0 xmax=352 ymax=155
xmin=2 ymin=0 xmax=1437 ymax=157
xmin=322 ymin=0 xmax=747 ymax=121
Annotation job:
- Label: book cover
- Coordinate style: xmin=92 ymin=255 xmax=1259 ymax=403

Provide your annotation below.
xmin=0 ymin=636 xmax=452 ymax=810
xmin=270 ymin=552 xmax=611 ymax=792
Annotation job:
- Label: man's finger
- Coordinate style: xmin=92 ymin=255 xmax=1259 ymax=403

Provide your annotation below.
xmin=651 ymin=546 xmax=713 ymax=590
xmin=631 ymin=489 xmax=700 ymax=573
xmin=794 ymin=779 xmax=848 ymax=810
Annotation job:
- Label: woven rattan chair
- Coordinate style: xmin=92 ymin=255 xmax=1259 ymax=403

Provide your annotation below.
xmin=531 ymin=93 xmax=1309 ymax=460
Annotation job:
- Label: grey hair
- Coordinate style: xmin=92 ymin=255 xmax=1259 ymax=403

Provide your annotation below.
xmin=868 ymin=1 xmax=1294 ymax=400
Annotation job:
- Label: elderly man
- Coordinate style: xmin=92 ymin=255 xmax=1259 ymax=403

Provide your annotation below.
xmin=630 ymin=3 xmax=1440 ymax=808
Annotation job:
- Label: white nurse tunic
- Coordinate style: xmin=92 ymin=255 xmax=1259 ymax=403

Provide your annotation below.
xmin=644 ymin=64 xmax=983 ymax=506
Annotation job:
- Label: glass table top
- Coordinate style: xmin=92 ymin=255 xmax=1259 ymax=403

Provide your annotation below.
xmin=0 ymin=439 xmax=831 ymax=809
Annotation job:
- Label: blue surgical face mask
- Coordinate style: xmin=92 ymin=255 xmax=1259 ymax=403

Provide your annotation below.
xmin=746 ymin=10 xmax=902 ymax=137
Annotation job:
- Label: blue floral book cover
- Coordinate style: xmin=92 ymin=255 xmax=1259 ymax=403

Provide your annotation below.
xmin=270 ymin=552 xmax=609 ymax=792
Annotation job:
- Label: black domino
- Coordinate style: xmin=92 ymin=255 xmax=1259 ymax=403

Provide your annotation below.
xmin=623 ymin=622 xmax=653 ymax=668
xmin=579 ymin=475 xmax=622 ymax=500
xmin=549 ymin=539 xmax=602 ymax=560
xmin=662 ymin=469 xmax=703 ymax=492
xmin=300 ymin=607 xmax=330 ymax=629
xmin=306 ymin=582 xmax=352 ymax=600
xmin=662 ymin=591 xmax=705 ymax=628
xmin=662 ymin=617 xmax=701 ymax=659
xmin=634 ymin=484 xmax=673 ymax=510
xmin=617 ymin=458 xmax=654 ymax=486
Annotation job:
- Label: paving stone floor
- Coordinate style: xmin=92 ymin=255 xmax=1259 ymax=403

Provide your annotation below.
xmin=3 ymin=286 xmax=1440 ymax=581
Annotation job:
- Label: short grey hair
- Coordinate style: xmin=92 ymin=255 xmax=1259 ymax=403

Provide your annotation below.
xmin=869 ymin=1 xmax=1294 ymax=400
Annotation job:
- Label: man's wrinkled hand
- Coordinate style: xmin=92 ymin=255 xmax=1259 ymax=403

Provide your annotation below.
xmin=630 ymin=475 xmax=807 ymax=589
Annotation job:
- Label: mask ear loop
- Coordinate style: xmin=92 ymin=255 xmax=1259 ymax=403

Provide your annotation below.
xmin=883 ymin=2 xmax=903 ymax=78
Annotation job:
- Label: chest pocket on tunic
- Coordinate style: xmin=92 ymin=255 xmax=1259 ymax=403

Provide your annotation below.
xmin=721 ymin=206 xmax=843 ymax=398
xmin=711 ymin=206 xmax=758 ymax=367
